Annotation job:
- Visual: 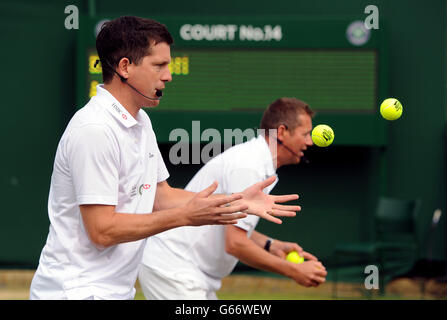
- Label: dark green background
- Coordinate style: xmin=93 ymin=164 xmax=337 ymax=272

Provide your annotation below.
xmin=80 ymin=14 xmax=387 ymax=146
xmin=0 ymin=0 xmax=445 ymax=276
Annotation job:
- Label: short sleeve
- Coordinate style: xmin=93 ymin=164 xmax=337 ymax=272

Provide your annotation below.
xmin=144 ymin=112 xmax=169 ymax=184
xmin=156 ymin=145 xmax=169 ymax=183
xmin=67 ymin=124 xmax=119 ymax=205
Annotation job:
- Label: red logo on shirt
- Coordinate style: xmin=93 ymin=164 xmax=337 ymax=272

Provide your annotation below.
xmin=122 ymin=114 xmax=127 ymax=120
xmin=138 ymin=184 xmax=151 ymax=195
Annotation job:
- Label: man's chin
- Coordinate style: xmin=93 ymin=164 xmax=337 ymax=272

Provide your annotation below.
xmin=141 ymin=100 xmax=160 ymax=108
xmin=284 ymin=157 xmax=300 ymax=167
xmin=290 ymin=156 xmax=301 ymax=165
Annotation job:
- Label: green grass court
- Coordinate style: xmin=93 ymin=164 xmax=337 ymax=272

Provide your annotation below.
xmin=2 ymin=270 xmax=445 ymax=300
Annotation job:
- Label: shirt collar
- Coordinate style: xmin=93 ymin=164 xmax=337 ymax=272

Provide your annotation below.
xmin=95 ymin=84 xmax=139 ymax=128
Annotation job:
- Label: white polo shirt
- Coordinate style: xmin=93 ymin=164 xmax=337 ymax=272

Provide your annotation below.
xmin=141 ymin=135 xmax=277 ymax=292
xmin=30 ymin=85 xmax=169 ymax=300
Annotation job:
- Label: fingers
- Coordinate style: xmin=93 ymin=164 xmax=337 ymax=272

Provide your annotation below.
xmin=302 ymin=251 xmax=318 ymax=261
xmin=255 ymin=175 xmax=277 ymax=190
xmin=276 ymin=250 xmax=287 ymax=259
xmin=289 ymin=244 xmax=304 ymax=256
xmin=272 ymin=194 xmax=299 ymax=203
xmin=305 ymin=277 xmax=325 ymax=287
xmin=216 ymin=219 xmax=240 ymax=225
xmin=316 ymin=267 xmax=328 ymax=277
xmin=312 ymin=261 xmax=327 ymax=276
xmin=308 ymin=264 xmax=327 ymax=286
xmin=293 ymin=261 xmax=327 ymax=287
xmin=268 ymin=209 xmax=297 ymax=217
xmin=260 ymin=208 xmax=299 ymax=223
xmin=272 ymin=204 xmax=301 ymax=212
xmin=210 ymin=193 xmax=243 ymax=207
xmin=197 ymin=181 xmax=219 ymax=198
xmin=259 ymin=212 xmax=283 ymax=225
xmin=217 ymin=204 xmax=248 ymax=214
xmin=215 ymin=212 xmax=247 ymax=224
xmin=311 ymin=276 xmax=326 ymax=286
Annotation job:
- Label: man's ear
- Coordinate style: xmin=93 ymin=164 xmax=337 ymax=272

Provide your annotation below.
xmin=117 ymin=57 xmax=132 ymax=80
xmin=276 ymin=124 xmax=288 ymax=141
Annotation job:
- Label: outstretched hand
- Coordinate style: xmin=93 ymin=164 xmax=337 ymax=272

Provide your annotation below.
xmin=235 ymin=176 xmax=301 ymax=224
xmin=184 ymin=182 xmax=248 ymax=226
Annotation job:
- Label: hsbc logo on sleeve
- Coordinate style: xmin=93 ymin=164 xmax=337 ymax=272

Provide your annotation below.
xmin=138 ymin=184 xmax=151 ymax=195
xmin=130 ymin=183 xmax=151 ymax=197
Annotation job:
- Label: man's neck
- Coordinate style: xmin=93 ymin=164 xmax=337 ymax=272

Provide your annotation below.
xmin=263 ymin=134 xmax=282 ymax=169
xmin=104 ymin=82 xmax=140 ymax=119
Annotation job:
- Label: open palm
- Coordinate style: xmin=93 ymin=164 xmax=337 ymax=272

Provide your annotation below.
xmin=237 ymin=176 xmax=301 ymax=224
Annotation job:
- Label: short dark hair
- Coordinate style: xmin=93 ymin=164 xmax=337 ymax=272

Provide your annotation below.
xmin=260 ymin=97 xmax=315 ymax=133
xmin=96 ymin=16 xmax=174 ymax=83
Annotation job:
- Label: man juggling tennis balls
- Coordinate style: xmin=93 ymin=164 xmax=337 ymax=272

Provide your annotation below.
xmin=138 ymin=97 xmax=328 ymax=300
xmin=380 ymin=98 xmax=403 ymax=120
xmin=312 ymin=124 xmax=334 ymax=147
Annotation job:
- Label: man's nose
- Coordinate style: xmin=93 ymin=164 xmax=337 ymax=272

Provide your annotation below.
xmin=307 ymin=134 xmax=314 ymax=146
xmin=163 ymin=67 xmax=172 ymax=82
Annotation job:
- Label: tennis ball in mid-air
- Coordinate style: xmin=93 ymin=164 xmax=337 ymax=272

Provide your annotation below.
xmin=311 ymin=124 xmax=334 ymax=147
xmin=286 ymin=251 xmax=304 ymax=264
xmin=380 ymin=98 xmax=403 ymax=120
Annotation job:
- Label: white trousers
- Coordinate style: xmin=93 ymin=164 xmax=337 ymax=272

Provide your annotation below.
xmin=138 ymin=264 xmax=217 ymax=300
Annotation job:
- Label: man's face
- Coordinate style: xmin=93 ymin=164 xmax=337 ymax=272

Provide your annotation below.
xmin=128 ymin=42 xmax=172 ymax=107
xmin=281 ymin=113 xmax=313 ymax=165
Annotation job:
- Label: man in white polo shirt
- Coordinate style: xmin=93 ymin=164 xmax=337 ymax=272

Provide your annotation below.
xmin=139 ymin=98 xmax=328 ymax=299
xmin=29 ymin=17 xmax=300 ymax=300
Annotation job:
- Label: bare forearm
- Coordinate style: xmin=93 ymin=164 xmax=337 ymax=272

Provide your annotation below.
xmin=249 ymin=230 xmax=270 ymax=248
xmin=227 ymin=229 xmax=328 ymax=287
xmin=81 ymin=205 xmax=187 ymax=248
xmin=109 ymin=210 xmax=187 ymax=244
xmin=81 ymin=190 xmax=247 ymax=248
xmin=154 ymin=187 xmax=196 ymax=211
xmin=230 ymin=237 xmax=293 ymax=277
xmin=226 ymin=227 xmax=292 ymax=277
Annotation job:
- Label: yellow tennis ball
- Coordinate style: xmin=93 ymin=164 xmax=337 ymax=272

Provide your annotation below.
xmin=380 ymin=98 xmax=403 ymax=120
xmin=286 ymin=251 xmax=304 ymax=264
xmin=311 ymin=124 xmax=334 ymax=147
